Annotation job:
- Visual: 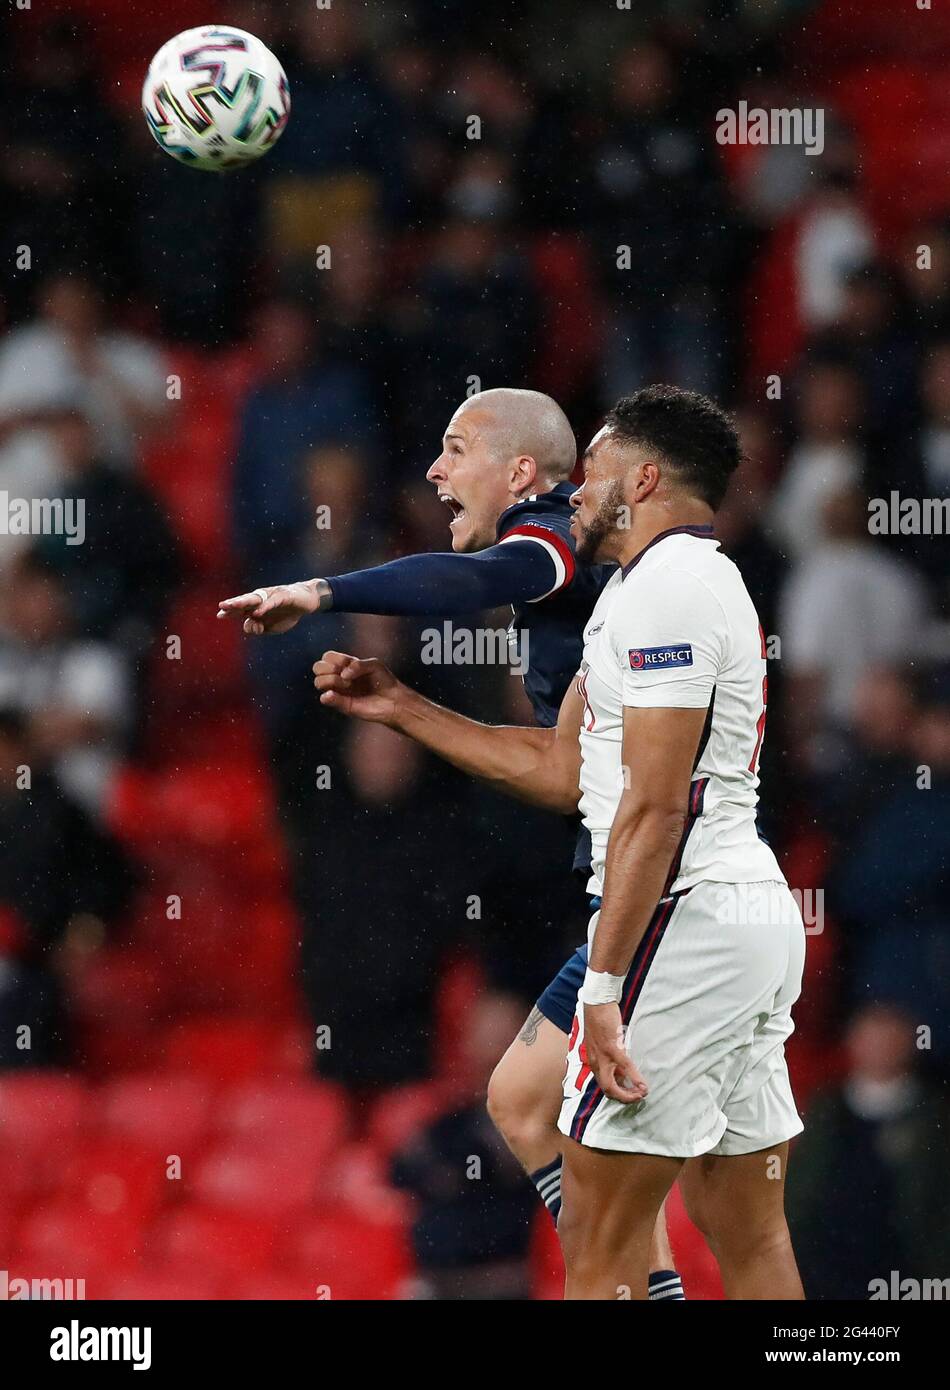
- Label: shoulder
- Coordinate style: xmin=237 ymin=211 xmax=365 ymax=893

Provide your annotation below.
xmin=498 ymin=487 xmax=579 ymax=594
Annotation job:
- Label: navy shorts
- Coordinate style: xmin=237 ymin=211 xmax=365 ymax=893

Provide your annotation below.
xmin=536 ymin=944 xmax=588 ymax=1034
xmin=535 ymin=894 xmax=599 ymax=1035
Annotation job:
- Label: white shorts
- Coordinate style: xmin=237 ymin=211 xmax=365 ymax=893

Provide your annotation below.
xmin=558 ymin=881 xmax=805 ymax=1158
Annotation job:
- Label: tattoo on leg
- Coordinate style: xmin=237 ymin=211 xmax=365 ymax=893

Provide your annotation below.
xmin=519 ymin=1005 xmax=545 ymax=1046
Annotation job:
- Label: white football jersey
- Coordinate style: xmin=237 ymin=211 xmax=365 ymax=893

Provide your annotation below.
xmin=576 ymin=525 xmax=783 ymax=897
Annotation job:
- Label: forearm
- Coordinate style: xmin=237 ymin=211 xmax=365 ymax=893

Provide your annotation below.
xmin=588 ymin=806 xmax=686 ymax=975
xmin=391 ymin=687 xmax=577 ymax=813
xmin=324 ymin=544 xmax=553 ymax=618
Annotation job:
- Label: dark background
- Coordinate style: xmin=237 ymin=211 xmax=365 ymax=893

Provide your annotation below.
xmin=0 ymin=0 xmax=948 ymax=1300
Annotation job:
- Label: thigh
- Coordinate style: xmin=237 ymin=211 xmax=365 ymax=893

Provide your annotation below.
xmin=561 ymin=1139 xmax=682 ymax=1298
xmin=492 ymin=1006 xmax=571 ymax=1127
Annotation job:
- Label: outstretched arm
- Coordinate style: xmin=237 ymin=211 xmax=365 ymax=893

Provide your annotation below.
xmin=217 ymin=539 xmax=568 ymax=635
xmin=312 ymin=650 xmax=583 ymax=814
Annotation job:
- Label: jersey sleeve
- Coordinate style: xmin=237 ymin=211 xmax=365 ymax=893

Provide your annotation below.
xmin=325 ymin=539 xmax=567 ymax=617
xmin=611 ymin=568 xmax=726 ymax=709
xmin=497 ymin=518 xmax=576 ymax=602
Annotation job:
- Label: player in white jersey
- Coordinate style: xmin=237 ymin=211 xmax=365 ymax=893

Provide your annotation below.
xmin=312 ymin=385 xmax=805 ymax=1301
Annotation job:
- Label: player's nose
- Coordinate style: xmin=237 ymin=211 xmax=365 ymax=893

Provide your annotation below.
xmin=570 ymin=484 xmax=584 ymax=509
xmin=426 ymin=458 xmax=444 ymax=482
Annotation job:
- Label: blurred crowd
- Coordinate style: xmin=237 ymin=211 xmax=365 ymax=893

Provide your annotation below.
xmin=0 ymin=0 xmax=948 ymax=1300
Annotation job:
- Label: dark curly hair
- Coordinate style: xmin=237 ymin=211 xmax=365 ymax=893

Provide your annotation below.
xmin=603 ymin=385 xmax=742 ymax=511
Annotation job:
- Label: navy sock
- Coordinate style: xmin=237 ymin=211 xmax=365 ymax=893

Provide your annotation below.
xmin=648 ymin=1269 xmax=686 ymax=1300
xmin=529 ymin=1156 xmax=562 ymax=1224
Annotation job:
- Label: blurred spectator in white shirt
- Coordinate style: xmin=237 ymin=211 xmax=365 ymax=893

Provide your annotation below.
xmin=0 ymin=551 xmax=129 ymax=815
xmin=795 ymin=127 xmax=875 ymax=332
xmin=0 ymin=272 xmax=166 ymax=467
xmin=780 ymin=488 xmax=928 ymax=762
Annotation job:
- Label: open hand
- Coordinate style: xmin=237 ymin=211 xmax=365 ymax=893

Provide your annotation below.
xmin=216 ymin=582 xmax=321 ymax=635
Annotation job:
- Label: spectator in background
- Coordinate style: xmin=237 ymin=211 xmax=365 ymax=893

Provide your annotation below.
xmin=768 ymin=356 xmax=866 ymax=564
xmin=814 ymin=667 xmax=919 ymax=838
xmin=900 ymin=217 xmax=950 ymax=348
xmin=0 ymin=17 xmax=129 ymax=323
xmin=717 ymin=408 xmax=788 ymax=635
xmin=319 ymin=219 xmax=402 ymax=469
xmin=786 ymin=1003 xmax=950 ymax=1300
xmin=232 ymin=293 xmax=379 ymax=577
xmin=916 ymin=339 xmax=950 ymax=498
xmin=32 ymin=402 xmax=182 ymax=655
xmin=268 ymin=0 xmax=408 ymax=221
xmin=397 ymin=201 xmax=539 ymax=469
xmin=0 ymin=401 xmax=63 ymax=582
xmin=392 ymin=990 xmax=537 ymax=1300
xmin=376 ymin=28 xmax=458 ymax=225
xmin=887 ymin=339 xmax=950 ymax=597
xmin=811 ymin=262 xmax=920 ymax=443
xmin=779 ymin=487 xmax=928 ymax=768
xmin=589 ymin=38 xmax=735 ymax=401
xmin=825 ymin=693 xmax=950 ymax=1054
xmin=241 ymin=443 xmax=382 ymax=755
xmin=296 ymin=710 xmax=469 ymax=1088
xmin=0 ymin=708 xmax=134 ymax=1067
xmin=0 ymin=552 xmax=130 ymax=817
xmin=794 ymin=124 xmax=875 ymax=335
xmin=0 ymin=272 xmax=166 ymax=468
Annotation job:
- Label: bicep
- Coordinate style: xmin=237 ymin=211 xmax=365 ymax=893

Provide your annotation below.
xmin=619 ymin=705 xmax=710 ymax=814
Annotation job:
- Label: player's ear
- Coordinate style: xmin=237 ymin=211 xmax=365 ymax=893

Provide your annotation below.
xmin=633 ymin=459 xmax=661 ymax=502
xmin=511 ymin=454 xmax=538 ymax=495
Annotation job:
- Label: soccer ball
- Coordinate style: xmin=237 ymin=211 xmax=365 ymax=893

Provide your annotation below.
xmin=142 ymin=26 xmax=290 ymax=171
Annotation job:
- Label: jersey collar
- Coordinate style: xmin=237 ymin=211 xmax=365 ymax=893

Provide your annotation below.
xmin=495 ymin=481 xmax=576 ymax=539
xmin=621 ymin=524 xmax=717 ymax=578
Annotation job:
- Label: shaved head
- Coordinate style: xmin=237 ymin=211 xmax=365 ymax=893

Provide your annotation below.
xmin=455 ymin=388 xmax=576 ymax=483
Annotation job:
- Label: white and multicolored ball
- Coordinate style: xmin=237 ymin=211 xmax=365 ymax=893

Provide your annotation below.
xmin=142 ymin=26 xmax=290 ymax=172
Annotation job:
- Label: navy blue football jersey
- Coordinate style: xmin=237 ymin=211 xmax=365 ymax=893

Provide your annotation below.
xmin=496 ymin=482 xmax=613 ymax=728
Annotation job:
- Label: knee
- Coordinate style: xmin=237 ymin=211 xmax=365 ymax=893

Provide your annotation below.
xmin=694 ymin=1198 xmax=791 ymax=1265
xmin=486 ymin=1059 xmax=546 ymax=1151
xmin=681 ymin=1185 xmax=715 ymax=1244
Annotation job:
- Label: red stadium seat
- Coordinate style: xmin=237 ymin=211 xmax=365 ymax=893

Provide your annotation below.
xmin=0 ymin=1074 xmax=89 ymax=1157
xmin=217 ymin=1079 xmax=351 ymax=1162
xmin=98 ymin=1267 xmax=225 ymax=1301
xmin=287 ymin=1210 xmax=411 ymax=1301
xmin=14 ymin=1198 xmax=146 ymax=1270
xmin=231 ymin=1269 xmax=321 ymax=1301
xmin=98 ymin=1075 xmax=216 ymax=1154
xmin=191 ymin=1145 xmax=323 ymax=1217
xmin=155 ymin=1017 xmax=291 ymax=1083
xmin=58 ymin=1138 xmax=168 ymax=1225
xmin=149 ymin=1204 xmax=279 ymax=1278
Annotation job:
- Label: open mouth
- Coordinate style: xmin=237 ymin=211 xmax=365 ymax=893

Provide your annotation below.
xmin=439 ymin=492 xmax=467 ymax=524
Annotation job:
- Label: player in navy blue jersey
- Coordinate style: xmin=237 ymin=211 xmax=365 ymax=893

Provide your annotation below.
xmin=218 ymin=388 xmax=685 ymax=1299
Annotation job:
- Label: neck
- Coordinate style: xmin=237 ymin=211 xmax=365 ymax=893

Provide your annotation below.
xmin=613 ymin=500 xmax=715 ymax=569
xmin=507 ymin=476 xmax=558 ymax=507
